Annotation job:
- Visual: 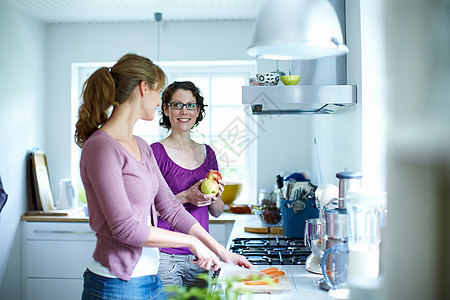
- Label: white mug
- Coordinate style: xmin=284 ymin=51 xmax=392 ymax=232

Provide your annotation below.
xmin=56 ymin=179 xmax=76 ymax=209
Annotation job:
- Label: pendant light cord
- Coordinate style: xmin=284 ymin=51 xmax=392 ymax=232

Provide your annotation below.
xmin=314 ymin=138 xmax=323 ymax=185
xmin=154 ymin=12 xmax=162 ymax=63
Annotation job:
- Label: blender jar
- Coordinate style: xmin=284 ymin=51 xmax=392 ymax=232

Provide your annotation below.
xmin=346 ymin=190 xmax=387 ymax=283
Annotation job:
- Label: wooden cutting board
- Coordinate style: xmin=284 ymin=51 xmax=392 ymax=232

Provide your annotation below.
xmin=233 ymin=275 xmax=293 ymax=293
xmin=244 ymin=226 xmax=283 ymax=234
xmin=269 ymin=226 xmax=283 ymax=234
xmin=26 ymin=207 xmax=84 ymax=216
xmin=219 ymin=265 xmax=293 ymax=294
xmin=244 ymin=226 xmax=269 ymax=233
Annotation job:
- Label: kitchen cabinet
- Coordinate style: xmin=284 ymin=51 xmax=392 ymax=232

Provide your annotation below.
xmin=209 ymin=222 xmax=234 ymax=247
xmin=21 ymin=221 xmax=95 ymax=300
xmin=20 ymin=212 xmax=237 ymax=299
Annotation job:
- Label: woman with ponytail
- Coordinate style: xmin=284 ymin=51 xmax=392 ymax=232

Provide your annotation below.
xmin=75 ymin=54 xmax=251 ymax=300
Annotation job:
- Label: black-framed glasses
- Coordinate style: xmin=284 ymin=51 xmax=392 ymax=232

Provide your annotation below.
xmin=168 ymin=102 xmax=199 ymax=110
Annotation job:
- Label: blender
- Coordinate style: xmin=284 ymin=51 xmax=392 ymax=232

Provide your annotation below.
xmin=304 ymin=217 xmax=323 ymax=274
xmin=320 ymin=171 xmax=362 ymax=290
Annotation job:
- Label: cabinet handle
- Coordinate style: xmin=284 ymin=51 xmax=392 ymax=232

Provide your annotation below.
xmin=33 ymin=230 xmax=94 ymax=235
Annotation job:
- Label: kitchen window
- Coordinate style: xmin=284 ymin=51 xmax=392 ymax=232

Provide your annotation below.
xmin=71 ymin=60 xmax=257 ymax=204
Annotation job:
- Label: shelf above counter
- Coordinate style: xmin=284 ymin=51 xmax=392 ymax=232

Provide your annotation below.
xmin=242 ymin=85 xmax=357 ymax=115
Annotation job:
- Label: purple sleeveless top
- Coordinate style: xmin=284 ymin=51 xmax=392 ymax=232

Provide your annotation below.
xmin=150 ymin=142 xmax=219 ymax=255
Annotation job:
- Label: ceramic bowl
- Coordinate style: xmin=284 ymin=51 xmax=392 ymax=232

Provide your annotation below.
xmin=281 ymin=75 xmax=301 ymax=86
xmin=221 ymin=182 xmax=243 ymax=205
xmin=256 ymin=73 xmax=280 ymax=86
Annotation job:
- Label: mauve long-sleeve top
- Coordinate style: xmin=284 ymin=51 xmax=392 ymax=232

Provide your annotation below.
xmin=80 ymin=130 xmax=198 ymax=281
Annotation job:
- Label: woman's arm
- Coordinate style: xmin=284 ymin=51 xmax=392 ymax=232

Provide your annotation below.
xmin=208 ymin=197 xmax=224 ymax=217
xmin=142 ymin=226 xmax=221 ymax=271
xmin=188 ymin=223 xmax=253 ymax=269
xmin=208 ymin=179 xmax=225 ymax=217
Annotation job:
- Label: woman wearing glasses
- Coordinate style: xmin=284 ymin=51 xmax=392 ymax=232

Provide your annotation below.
xmin=150 ymin=81 xmax=239 ymax=291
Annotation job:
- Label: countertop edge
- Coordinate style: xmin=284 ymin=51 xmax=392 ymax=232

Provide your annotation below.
xmin=20 ymin=211 xmax=243 ymax=223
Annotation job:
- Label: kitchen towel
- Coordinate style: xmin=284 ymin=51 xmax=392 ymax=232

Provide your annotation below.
xmin=0 ymin=174 xmax=8 ymax=214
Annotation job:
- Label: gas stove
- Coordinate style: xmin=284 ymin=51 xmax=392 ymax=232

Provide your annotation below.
xmin=229 ymin=236 xmax=311 ymax=265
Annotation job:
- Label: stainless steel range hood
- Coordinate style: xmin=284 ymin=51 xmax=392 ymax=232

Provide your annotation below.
xmin=242 ymin=84 xmax=357 ymax=115
xmin=242 ymin=0 xmax=356 ymax=115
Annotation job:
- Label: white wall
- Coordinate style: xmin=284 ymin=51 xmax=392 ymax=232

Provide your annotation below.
xmin=45 ymin=20 xmax=256 ymax=197
xmin=0 ymin=1 xmax=46 ymax=299
xmin=255 ymin=114 xmax=314 ymax=192
xmin=308 ymin=0 xmax=364 ymax=188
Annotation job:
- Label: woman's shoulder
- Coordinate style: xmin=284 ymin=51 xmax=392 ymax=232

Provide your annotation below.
xmin=81 ymin=131 xmax=123 ymax=163
xmin=203 ymin=144 xmax=216 ymax=156
xmin=202 ymin=144 xmax=219 ymax=168
xmin=149 ymin=141 xmax=167 ymax=159
xmin=149 ymin=141 xmax=163 ymax=152
xmin=135 ymin=136 xmax=156 ymax=158
xmin=83 ymin=130 xmax=116 ymax=151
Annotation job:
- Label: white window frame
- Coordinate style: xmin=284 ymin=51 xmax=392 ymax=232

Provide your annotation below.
xmin=71 ymin=60 xmax=257 ymax=205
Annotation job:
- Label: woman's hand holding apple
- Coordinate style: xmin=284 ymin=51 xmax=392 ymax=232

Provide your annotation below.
xmin=177 ymin=170 xmax=224 ymax=207
xmin=178 ymin=180 xmax=212 ymax=207
xmin=216 ymin=179 xmax=225 ymax=196
xmin=178 ymin=180 xmax=220 ymax=207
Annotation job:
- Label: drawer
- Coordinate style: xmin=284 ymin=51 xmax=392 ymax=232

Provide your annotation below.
xmin=25 ymin=222 xmax=95 ymax=241
xmin=25 ymin=240 xmax=95 ymax=278
xmin=25 ymin=278 xmax=83 ymax=300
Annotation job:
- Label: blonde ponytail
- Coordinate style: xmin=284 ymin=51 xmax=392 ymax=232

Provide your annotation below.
xmin=74 ymin=67 xmax=115 ymax=148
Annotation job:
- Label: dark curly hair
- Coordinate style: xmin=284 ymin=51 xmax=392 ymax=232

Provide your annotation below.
xmin=159 ymin=81 xmax=207 ymax=130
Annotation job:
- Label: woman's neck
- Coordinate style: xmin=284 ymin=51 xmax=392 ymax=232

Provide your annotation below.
xmin=101 ymin=105 xmax=136 ymax=143
xmin=164 ymin=131 xmax=197 ymax=149
xmin=160 ymin=131 xmax=205 ymax=169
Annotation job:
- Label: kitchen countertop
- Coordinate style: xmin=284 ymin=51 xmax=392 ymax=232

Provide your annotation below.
xmin=220 ymin=214 xmax=328 ymax=300
xmin=20 ymin=208 xmax=238 ymax=223
xmin=21 ymin=208 xmax=89 ymax=222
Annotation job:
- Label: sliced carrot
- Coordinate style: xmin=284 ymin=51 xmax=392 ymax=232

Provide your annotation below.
xmin=244 ymin=278 xmax=279 ymax=285
xmin=268 ymin=270 xmax=285 ymax=278
xmin=260 ymin=267 xmax=278 ymax=274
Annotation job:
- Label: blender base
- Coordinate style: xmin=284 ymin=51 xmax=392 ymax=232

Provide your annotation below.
xmin=319 ymin=278 xmax=331 ymax=291
xmin=305 ymin=253 xmax=322 ymax=274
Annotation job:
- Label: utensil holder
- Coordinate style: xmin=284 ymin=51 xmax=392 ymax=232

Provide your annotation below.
xmin=280 ymin=199 xmax=319 ymax=237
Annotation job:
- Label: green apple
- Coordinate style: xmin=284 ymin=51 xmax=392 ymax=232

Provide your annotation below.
xmin=201 ymin=178 xmax=219 ymax=195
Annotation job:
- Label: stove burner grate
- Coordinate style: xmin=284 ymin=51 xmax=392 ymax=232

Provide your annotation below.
xmin=229 ymin=236 xmax=311 ymax=265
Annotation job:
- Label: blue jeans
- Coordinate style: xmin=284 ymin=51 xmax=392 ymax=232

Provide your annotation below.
xmin=82 ymin=269 xmax=167 ymax=300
